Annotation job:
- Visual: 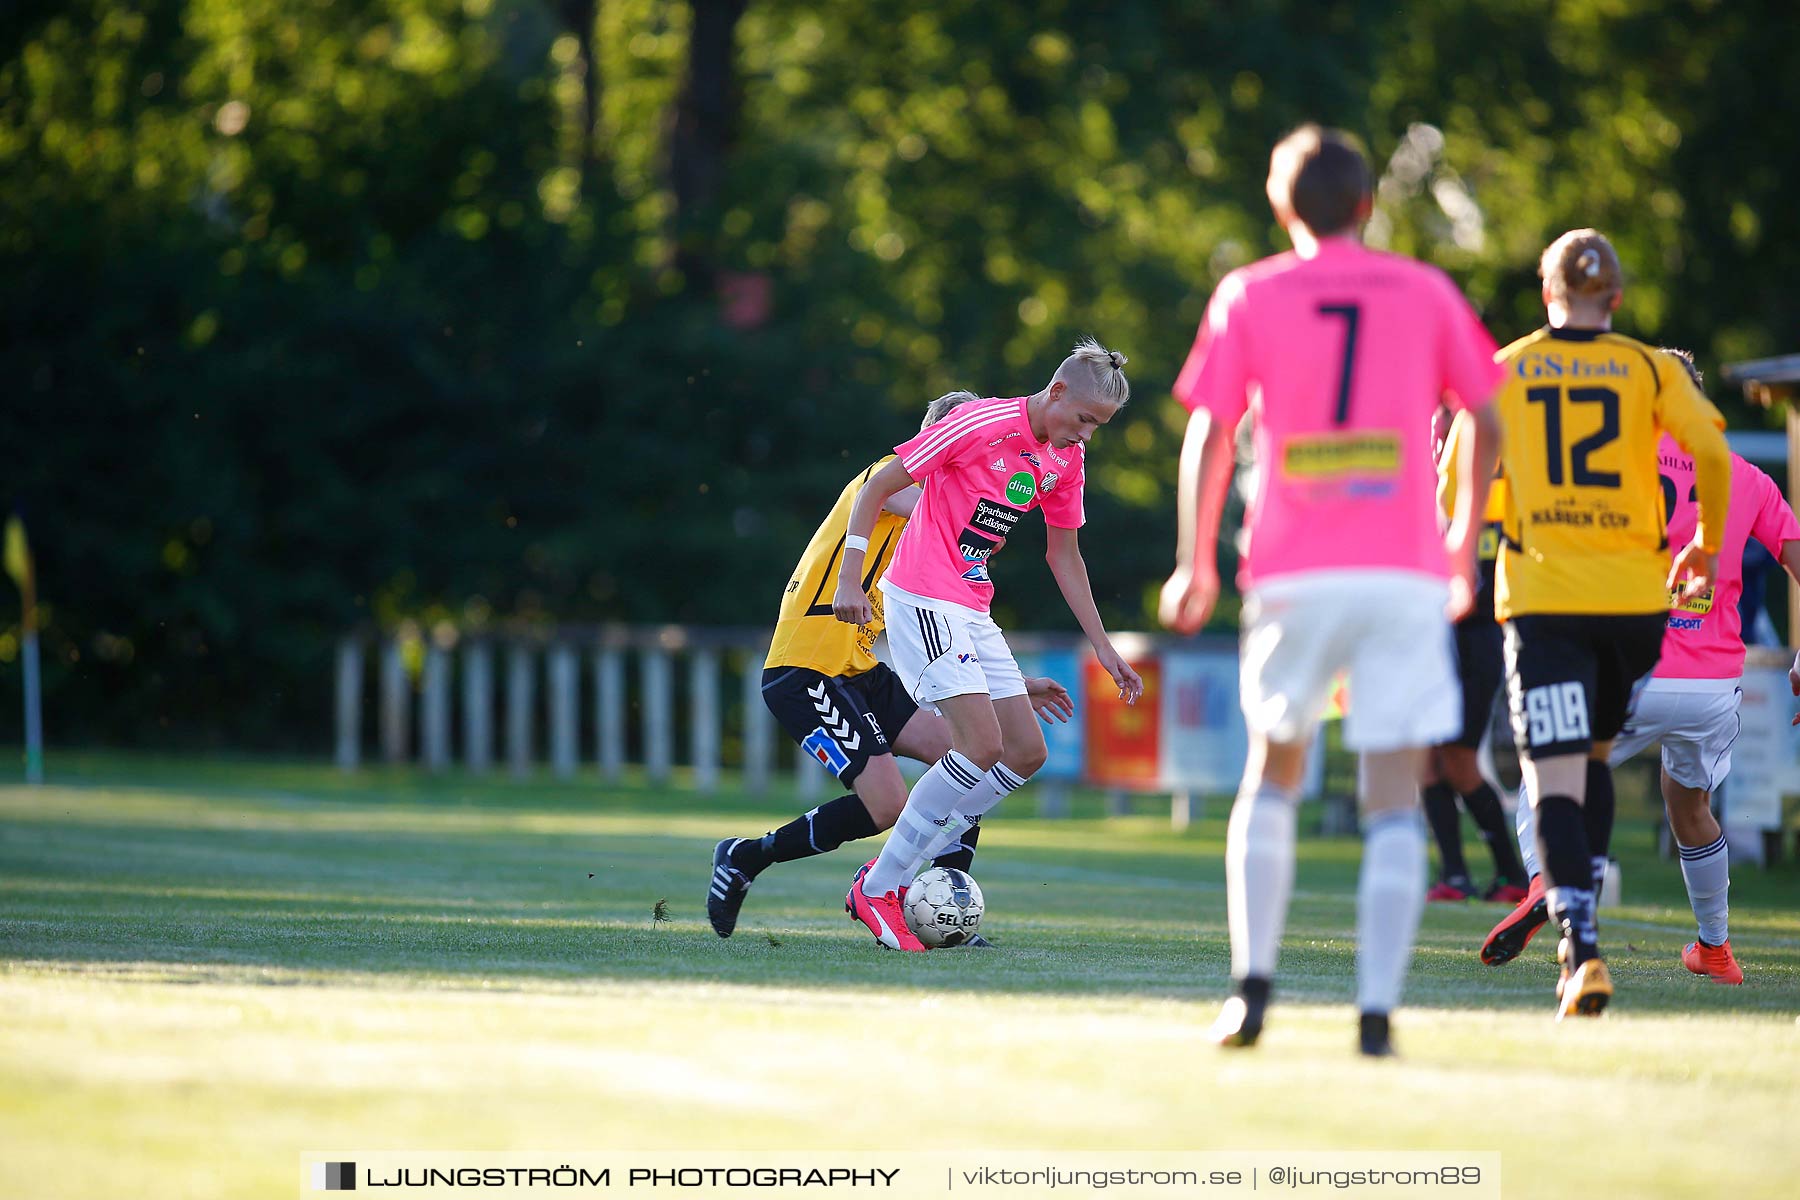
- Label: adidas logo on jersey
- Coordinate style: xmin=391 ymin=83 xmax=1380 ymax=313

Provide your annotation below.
xmin=990 ymin=459 xmax=1005 ymax=470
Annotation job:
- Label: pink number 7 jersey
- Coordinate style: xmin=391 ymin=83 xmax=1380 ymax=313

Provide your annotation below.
xmin=1174 ymin=239 xmax=1502 ymax=588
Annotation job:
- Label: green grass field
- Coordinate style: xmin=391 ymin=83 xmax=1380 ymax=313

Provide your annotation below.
xmin=3 ymin=755 xmax=1799 ymax=1198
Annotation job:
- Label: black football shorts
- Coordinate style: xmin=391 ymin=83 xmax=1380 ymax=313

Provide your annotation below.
xmin=1503 ymin=613 xmax=1667 ymax=761
xmin=761 ymin=661 xmax=920 ymax=784
xmin=1449 ymin=613 xmax=1504 ymax=750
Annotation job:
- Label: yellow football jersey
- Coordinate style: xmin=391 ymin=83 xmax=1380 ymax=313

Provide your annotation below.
xmin=1436 ymin=412 xmax=1509 ymax=562
xmin=1491 ymin=327 xmax=1730 ymax=619
xmin=764 ymin=457 xmax=909 ymax=676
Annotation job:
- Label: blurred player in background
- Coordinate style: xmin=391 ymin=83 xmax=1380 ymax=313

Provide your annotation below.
xmin=834 ymin=338 xmax=1144 ymax=953
xmin=1159 ymin=124 xmax=1502 ymax=1057
xmin=1426 ymin=405 xmax=1532 ymax=905
xmin=1486 ymin=232 xmax=1730 ymax=1020
xmin=708 ymin=392 xmax=1073 ymax=941
xmin=1485 ymin=348 xmax=1800 ymax=986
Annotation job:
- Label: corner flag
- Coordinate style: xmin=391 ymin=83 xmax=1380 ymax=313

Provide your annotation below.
xmin=5 ymin=513 xmax=42 ymax=784
xmin=3 ymin=515 xmax=29 ymax=602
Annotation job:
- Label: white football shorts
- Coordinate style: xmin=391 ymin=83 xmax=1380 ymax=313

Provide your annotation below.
xmin=879 ymin=583 xmax=1028 ymax=706
xmin=1240 ymin=568 xmax=1460 ymax=753
xmin=1609 ymin=677 xmax=1743 ymax=791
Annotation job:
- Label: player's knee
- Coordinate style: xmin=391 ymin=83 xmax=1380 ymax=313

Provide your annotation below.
xmin=861 ymin=786 xmax=907 ymax=830
xmin=1252 ymin=738 xmax=1310 ymax=794
xmin=1663 ymin=782 xmax=1709 ymax=820
xmin=1439 ymin=745 xmax=1481 ymax=792
xmin=1006 ymin=736 xmax=1047 ymax=778
xmin=955 ymin=733 xmax=1003 ymax=772
xmin=851 ymin=756 xmax=910 ymax=829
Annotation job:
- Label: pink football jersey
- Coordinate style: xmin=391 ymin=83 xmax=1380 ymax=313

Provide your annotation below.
xmin=1656 ymin=434 xmax=1800 ymax=679
xmin=881 ymin=397 xmax=1084 ymax=613
xmin=1174 ymin=238 xmax=1502 ymax=587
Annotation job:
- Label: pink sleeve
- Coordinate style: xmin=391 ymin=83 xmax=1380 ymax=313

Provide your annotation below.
xmin=1040 ymin=455 xmax=1086 ymax=530
xmin=895 ymin=412 xmax=978 ymax=479
xmin=1435 ymin=273 xmax=1503 ymax=412
xmin=1750 ymin=467 xmax=1800 ymax=554
xmin=1173 ymin=273 xmax=1251 ymax=427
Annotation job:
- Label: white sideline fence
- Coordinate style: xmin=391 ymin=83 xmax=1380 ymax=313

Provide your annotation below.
xmin=330 ymin=625 xmax=1800 ymax=854
xmin=331 ymin=625 xmax=1225 ymax=823
xmin=336 ymin=626 xmax=792 ymax=789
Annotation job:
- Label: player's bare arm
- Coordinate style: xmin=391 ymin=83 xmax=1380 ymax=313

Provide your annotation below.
xmin=833 ymin=458 xmax=916 ymax=625
xmin=1045 ymin=524 xmax=1143 ymax=704
xmin=1667 ymin=538 xmax=1720 ymax=603
xmin=1789 ymin=646 xmax=1800 ymax=725
xmin=1023 ymin=675 xmax=1074 ymax=724
xmin=881 ymin=485 xmax=923 ymax=519
xmin=1158 ymin=406 xmax=1234 ymax=634
xmin=1662 ymin=381 xmax=1732 ymax=602
xmin=1775 ymin=541 xmax=1800 ymax=722
xmin=1779 ymin=538 xmax=1800 ymax=587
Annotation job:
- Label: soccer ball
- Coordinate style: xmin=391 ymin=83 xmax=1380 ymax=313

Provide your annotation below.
xmin=903 ymin=867 xmax=985 ymax=948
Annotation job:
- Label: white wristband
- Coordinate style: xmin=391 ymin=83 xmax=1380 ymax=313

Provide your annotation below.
xmin=844 ymin=534 xmax=869 ymax=553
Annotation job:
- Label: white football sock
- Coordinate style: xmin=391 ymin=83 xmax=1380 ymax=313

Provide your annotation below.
xmin=1356 ymin=809 xmax=1427 ymax=1014
xmin=899 ymin=812 xmax=971 ymax=883
xmin=1678 ymin=834 xmax=1731 ymax=945
xmin=862 ymin=751 xmax=983 ymax=897
xmin=1226 ymin=780 xmax=1298 ymax=980
xmin=898 ymin=762 xmax=1028 ymax=879
xmin=1515 ymin=780 xmax=1540 ymax=879
xmin=956 ymin=762 xmax=1029 ymax=821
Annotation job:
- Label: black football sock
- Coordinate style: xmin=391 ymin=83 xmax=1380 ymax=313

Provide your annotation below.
xmin=1422 ymin=782 xmax=1468 ymax=881
xmin=931 ymin=816 xmax=982 ymax=872
xmin=731 ymin=793 xmax=878 ymax=879
xmin=1583 ymin=760 xmax=1617 ymax=897
xmin=1461 ymin=780 xmax=1528 ymax=886
xmin=1536 ymin=793 xmax=1599 ymax=965
xmin=1235 ymin=975 xmax=1272 ymax=1023
xmin=1583 ymin=759 xmax=1616 ymax=863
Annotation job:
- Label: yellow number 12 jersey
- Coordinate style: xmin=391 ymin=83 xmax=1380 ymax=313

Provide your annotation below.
xmin=1492 ymin=327 xmax=1730 ymax=619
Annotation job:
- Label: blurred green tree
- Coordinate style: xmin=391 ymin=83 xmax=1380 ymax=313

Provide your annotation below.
xmin=0 ymin=0 xmax=1793 ymax=749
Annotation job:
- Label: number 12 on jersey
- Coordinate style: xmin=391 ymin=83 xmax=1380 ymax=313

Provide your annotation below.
xmin=1525 ymin=386 xmax=1621 ymax=488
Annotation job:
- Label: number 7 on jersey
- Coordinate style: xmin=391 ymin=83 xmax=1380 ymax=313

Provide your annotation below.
xmin=1318 ymin=303 xmax=1360 ymax=425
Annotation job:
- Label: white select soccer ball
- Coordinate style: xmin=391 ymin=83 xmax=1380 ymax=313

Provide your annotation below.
xmin=902 ymin=867 xmax=985 ymax=948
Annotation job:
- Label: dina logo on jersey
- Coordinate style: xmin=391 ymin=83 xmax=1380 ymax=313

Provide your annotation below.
xmin=801 ymin=726 xmax=852 ymax=775
xmin=1004 ymin=471 xmax=1037 ymax=506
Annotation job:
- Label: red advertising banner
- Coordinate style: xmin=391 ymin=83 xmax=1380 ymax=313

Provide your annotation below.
xmin=1082 ymin=654 xmax=1161 ymax=788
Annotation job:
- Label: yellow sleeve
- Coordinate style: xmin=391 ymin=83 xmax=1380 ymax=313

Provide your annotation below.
xmin=1656 ymin=369 xmax=1731 ymax=553
xmin=1436 ymin=412 xmax=1463 ymax=524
